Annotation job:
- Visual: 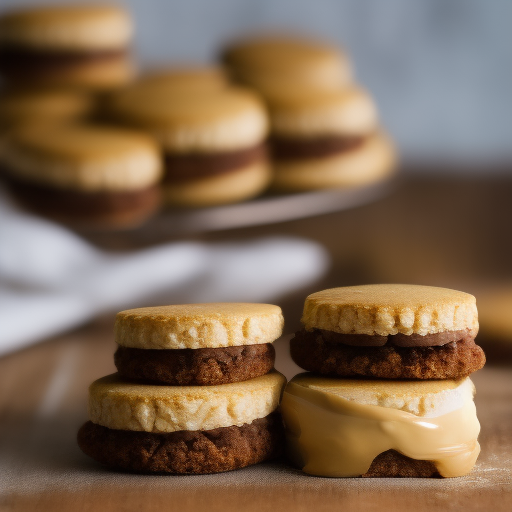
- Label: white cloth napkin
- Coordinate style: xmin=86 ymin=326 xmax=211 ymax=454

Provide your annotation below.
xmin=0 ymin=196 xmax=330 ymax=356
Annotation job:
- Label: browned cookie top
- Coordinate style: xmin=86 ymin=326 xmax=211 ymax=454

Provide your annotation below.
xmin=290 ymin=329 xmax=485 ymax=379
xmin=114 ymin=343 xmax=275 ymax=386
xmin=77 ymin=412 xmax=283 ymax=474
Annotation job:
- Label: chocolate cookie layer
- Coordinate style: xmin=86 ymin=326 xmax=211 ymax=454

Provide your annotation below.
xmin=363 ymin=450 xmax=439 ymax=478
xmin=290 ymin=329 xmax=486 ymax=379
xmin=2 ymin=173 xmax=160 ymax=224
xmin=271 ymin=135 xmax=364 ymax=161
xmin=164 ymin=143 xmax=267 ymax=183
xmin=114 ymin=343 xmax=275 ymax=386
xmin=0 ymin=47 xmax=127 ymax=77
xmin=318 ymin=328 xmax=476 ymax=347
xmin=77 ymin=412 xmax=283 ymax=474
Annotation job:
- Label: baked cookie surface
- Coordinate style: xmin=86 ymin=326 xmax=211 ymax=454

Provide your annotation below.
xmin=302 ymin=284 xmax=479 ymax=336
xmin=115 ymin=303 xmax=284 ymax=350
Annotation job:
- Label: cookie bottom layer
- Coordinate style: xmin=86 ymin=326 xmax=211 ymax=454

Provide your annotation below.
xmin=290 ymin=330 xmax=485 ymax=379
xmin=163 ymin=161 xmax=271 ymax=208
xmin=114 ymin=344 xmax=275 ymax=385
xmin=271 ymin=132 xmax=396 ymax=192
xmin=3 ymin=175 xmax=160 ymax=228
xmin=363 ymin=450 xmax=439 ymax=478
xmin=77 ymin=412 xmax=283 ymax=474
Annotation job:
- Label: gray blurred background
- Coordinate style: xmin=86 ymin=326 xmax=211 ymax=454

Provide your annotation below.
xmin=3 ymin=0 xmax=512 ymax=168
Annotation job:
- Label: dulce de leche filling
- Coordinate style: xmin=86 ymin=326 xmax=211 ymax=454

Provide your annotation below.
xmin=281 ymin=380 xmax=481 ymax=478
xmin=312 ymin=328 xmax=477 ymax=347
xmin=164 ymin=143 xmax=267 ymax=183
xmin=2 ymin=171 xmax=159 ymax=219
xmin=271 ymin=135 xmax=365 ymax=161
xmin=0 ymin=47 xmax=128 ymax=76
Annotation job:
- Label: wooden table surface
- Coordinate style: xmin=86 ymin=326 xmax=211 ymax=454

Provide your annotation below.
xmin=2 ymin=175 xmax=512 ymax=511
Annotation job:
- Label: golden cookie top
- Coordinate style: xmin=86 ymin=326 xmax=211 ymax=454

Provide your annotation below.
xmin=115 ymin=303 xmax=284 ymax=349
xmin=107 ymin=86 xmax=268 ymax=152
xmin=1 ymin=124 xmax=162 ymax=191
xmin=0 ymin=5 xmax=133 ymax=51
xmin=287 ymin=373 xmax=474 ymax=417
xmin=224 ymin=35 xmax=351 ymax=92
xmin=302 ymin=284 xmax=478 ymax=336
xmin=89 ymin=371 xmax=286 ymax=433
xmin=134 ymin=66 xmax=228 ymax=94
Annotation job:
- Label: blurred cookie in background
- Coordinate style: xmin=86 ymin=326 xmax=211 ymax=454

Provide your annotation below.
xmin=222 ymin=34 xmax=352 ymax=95
xmin=0 ymin=88 xmax=94 ymax=134
xmin=106 ymin=84 xmax=270 ymax=207
xmin=132 ymin=65 xmax=229 ymax=94
xmin=266 ymin=86 xmax=396 ymax=191
xmin=477 ymin=288 xmax=512 ymax=364
xmin=0 ymin=5 xmax=135 ymax=89
xmin=0 ymin=124 xmax=162 ymax=227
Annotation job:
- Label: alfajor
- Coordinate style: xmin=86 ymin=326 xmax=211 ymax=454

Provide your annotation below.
xmin=281 ymin=374 xmax=480 ymax=477
xmin=0 ymin=5 xmax=134 ymax=89
xmin=291 ymin=284 xmax=485 ymax=379
xmin=266 ymin=86 xmax=396 ymax=191
xmin=222 ymin=34 xmax=352 ymax=95
xmin=106 ymin=85 xmax=270 ymax=207
xmin=284 ymin=284 xmax=485 ymax=478
xmin=0 ymin=123 xmax=162 ymax=227
xmin=78 ymin=303 xmax=287 ymax=474
xmin=114 ymin=303 xmax=283 ymax=385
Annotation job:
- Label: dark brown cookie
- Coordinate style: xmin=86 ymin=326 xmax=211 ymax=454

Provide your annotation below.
xmin=114 ymin=343 xmax=275 ymax=386
xmin=363 ymin=450 xmax=439 ymax=478
xmin=77 ymin=412 xmax=284 ymax=474
xmin=290 ymin=329 xmax=485 ymax=379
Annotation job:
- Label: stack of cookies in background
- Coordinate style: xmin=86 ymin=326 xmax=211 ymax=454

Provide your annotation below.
xmin=105 ymin=78 xmax=271 ymax=208
xmin=78 ymin=304 xmax=287 ymax=474
xmin=0 ymin=4 xmax=165 ymax=227
xmin=0 ymin=3 xmax=397 ymax=226
xmin=223 ymin=35 xmax=396 ymax=192
xmin=281 ymin=284 xmax=486 ymax=478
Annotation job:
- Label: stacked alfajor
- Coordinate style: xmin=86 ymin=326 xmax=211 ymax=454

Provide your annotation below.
xmin=0 ymin=123 xmax=162 ymax=227
xmin=223 ymin=35 xmax=396 ymax=192
xmin=105 ymin=80 xmax=270 ymax=208
xmin=78 ymin=304 xmax=287 ymax=474
xmin=282 ymin=284 xmax=486 ymax=477
xmin=0 ymin=5 xmax=134 ymax=90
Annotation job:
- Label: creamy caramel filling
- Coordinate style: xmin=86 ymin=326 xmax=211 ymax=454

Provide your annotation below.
xmin=281 ymin=380 xmax=480 ymax=478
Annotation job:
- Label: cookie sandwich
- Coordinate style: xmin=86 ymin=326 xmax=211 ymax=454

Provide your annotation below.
xmin=267 ymin=86 xmax=396 ymax=192
xmin=0 ymin=5 xmax=134 ymax=89
xmin=106 ymin=86 xmax=270 ymax=207
xmin=281 ymin=284 xmax=485 ymax=477
xmin=0 ymin=124 xmax=162 ymax=227
xmin=78 ymin=303 xmax=287 ymax=474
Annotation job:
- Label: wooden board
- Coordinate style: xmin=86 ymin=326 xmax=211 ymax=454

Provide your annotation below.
xmin=0 ymin=321 xmax=511 ymax=512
